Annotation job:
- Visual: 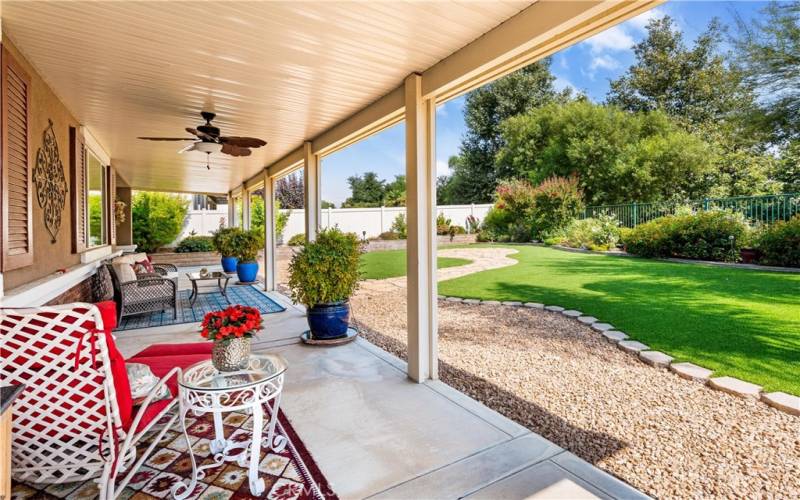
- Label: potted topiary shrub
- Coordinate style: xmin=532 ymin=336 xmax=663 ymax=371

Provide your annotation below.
xmin=212 ymin=226 xmax=240 ymax=273
xmin=288 ymin=227 xmax=362 ymax=339
xmin=232 ymin=228 xmax=264 ymax=283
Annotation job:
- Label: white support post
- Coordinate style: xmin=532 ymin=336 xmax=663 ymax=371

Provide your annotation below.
xmin=227 ymin=192 xmax=235 ymax=228
xmin=242 ymin=189 xmax=252 ymax=230
xmin=404 ymin=73 xmax=438 ymax=382
xmin=263 ymin=171 xmax=276 ymax=292
xmin=303 ymin=141 xmax=320 ymax=241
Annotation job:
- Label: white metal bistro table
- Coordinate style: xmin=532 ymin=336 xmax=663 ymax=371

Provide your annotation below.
xmin=171 ymin=353 xmax=288 ymax=499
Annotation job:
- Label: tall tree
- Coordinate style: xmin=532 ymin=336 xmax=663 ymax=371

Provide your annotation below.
xmin=607 ymin=16 xmax=757 ymax=128
xmin=440 ymin=60 xmax=568 ymax=204
xmin=734 ymin=1 xmax=800 ymax=142
xmin=383 ymin=175 xmax=406 ymax=207
xmin=275 ymin=172 xmax=304 ymax=209
xmin=342 ymin=172 xmax=385 ymax=207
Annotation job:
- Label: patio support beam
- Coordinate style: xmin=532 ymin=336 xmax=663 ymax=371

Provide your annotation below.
xmin=404 ymin=73 xmax=438 ymax=383
xmin=303 ymin=141 xmax=320 ymax=242
xmin=242 ymin=189 xmax=251 ymax=230
xmin=262 ymin=171 xmax=276 ymax=292
xmin=227 ymin=192 xmax=235 ymax=228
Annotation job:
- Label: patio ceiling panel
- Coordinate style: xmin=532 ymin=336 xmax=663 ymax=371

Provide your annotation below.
xmin=1 ymin=0 xmax=531 ymax=194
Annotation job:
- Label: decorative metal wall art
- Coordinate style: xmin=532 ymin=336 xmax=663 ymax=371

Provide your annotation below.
xmin=34 ymin=119 xmax=68 ymax=243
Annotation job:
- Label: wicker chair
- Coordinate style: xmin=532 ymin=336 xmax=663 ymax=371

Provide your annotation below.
xmin=107 ymin=263 xmax=178 ymax=321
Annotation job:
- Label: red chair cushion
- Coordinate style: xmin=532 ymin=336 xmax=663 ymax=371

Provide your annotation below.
xmin=124 ymin=352 xmax=212 ymax=432
xmin=131 ymin=342 xmax=213 ymax=358
xmin=92 ymin=301 xmax=136 ymax=431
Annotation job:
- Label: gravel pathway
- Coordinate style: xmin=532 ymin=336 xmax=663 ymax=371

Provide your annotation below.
xmin=350 ymin=290 xmax=800 ymax=498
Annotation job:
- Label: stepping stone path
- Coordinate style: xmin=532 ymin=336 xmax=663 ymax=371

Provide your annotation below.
xmin=562 ymin=310 xmax=582 ymax=317
xmin=669 ymin=362 xmax=712 ymax=383
xmin=545 ymin=305 xmax=564 ymax=312
xmin=708 ymin=376 xmax=762 ymax=399
xmin=462 ymin=299 xmax=481 ymax=305
xmin=482 ymin=300 xmax=501 ymax=305
xmin=502 ymin=301 xmax=522 ymax=307
xmin=618 ymin=340 xmax=649 ymax=353
xmin=639 ymin=351 xmax=674 ymax=368
xmin=590 ymin=323 xmax=614 ymax=332
xmin=524 ymin=302 xmax=544 ymax=309
xmin=761 ymin=392 xmax=800 ymax=416
xmin=446 ymin=297 xmax=463 ymax=302
xmin=437 ymin=295 xmax=445 ymax=300
xmin=577 ymin=316 xmax=598 ymax=325
xmin=601 ymin=330 xmax=628 ymax=342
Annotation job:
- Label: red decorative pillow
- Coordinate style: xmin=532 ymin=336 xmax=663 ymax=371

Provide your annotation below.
xmin=132 ymin=259 xmax=155 ymax=274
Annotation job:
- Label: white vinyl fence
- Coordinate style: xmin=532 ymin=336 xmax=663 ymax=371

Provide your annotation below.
xmin=176 ymin=204 xmax=493 ymax=242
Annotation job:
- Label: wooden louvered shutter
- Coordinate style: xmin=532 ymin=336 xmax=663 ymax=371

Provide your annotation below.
xmin=1 ymin=46 xmax=33 ymax=271
xmin=70 ymin=126 xmax=87 ymax=253
xmin=107 ymin=165 xmax=116 ymax=245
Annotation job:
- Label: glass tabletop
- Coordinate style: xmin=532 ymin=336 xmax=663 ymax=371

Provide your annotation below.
xmin=186 ymin=271 xmax=230 ymax=280
xmin=179 ymin=353 xmax=288 ymax=391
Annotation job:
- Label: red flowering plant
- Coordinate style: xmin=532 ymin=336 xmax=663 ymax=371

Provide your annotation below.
xmin=201 ymin=305 xmax=262 ymax=343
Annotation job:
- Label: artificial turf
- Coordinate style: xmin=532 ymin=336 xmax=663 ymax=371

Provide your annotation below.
xmin=435 ymin=245 xmax=800 ymax=394
xmin=360 ymin=249 xmax=471 ymax=280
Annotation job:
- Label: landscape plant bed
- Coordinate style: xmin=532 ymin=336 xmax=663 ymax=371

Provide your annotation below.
xmin=350 ymin=292 xmax=799 ymax=498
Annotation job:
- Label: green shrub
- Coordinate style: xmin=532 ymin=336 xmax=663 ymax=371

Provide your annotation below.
xmin=288 ymin=227 xmax=363 ymax=307
xmin=176 ymin=235 xmax=214 ymax=253
xmin=436 ymin=213 xmax=452 ymax=235
xmin=230 ymin=229 xmax=264 ymax=263
xmin=559 ymin=215 xmax=620 ymax=251
xmin=287 ymin=233 xmax=306 ymax=246
xmin=211 ymin=226 xmax=240 ymax=257
xmin=622 ymin=210 xmax=750 ymax=262
xmin=476 ymin=230 xmax=495 ymax=242
xmin=450 ymin=225 xmax=467 ymax=235
xmin=132 ymin=192 xmax=189 ymax=253
xmin=377 ymin=231 xmax=399 ymax=240
xmin=756 ymin=216 xmax=800 ymax=267
xmin=391 ymin=213 xmax=407 ymax=239
xmin=529 ymin=176 xmax=584 ymax=239
xmin=466 ymin=215 xmax=481 ymax=233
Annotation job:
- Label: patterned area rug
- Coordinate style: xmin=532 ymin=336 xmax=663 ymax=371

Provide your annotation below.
xmin=117 ymin=285 xmax=286 ymax=331
xmin=11 ymin=407 xmax=337 ymax=500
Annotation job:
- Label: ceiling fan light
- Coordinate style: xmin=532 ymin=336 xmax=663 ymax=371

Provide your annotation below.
xmin=194 ymin=142 xmax=223 ymax=154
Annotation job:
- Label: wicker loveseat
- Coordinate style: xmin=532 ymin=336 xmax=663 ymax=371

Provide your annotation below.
xmin=106 ymin=253 xmax=178 ymax=321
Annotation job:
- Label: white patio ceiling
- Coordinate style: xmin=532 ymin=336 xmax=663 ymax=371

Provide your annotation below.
xmin=2 ymin=1 xmax=532 ymax=194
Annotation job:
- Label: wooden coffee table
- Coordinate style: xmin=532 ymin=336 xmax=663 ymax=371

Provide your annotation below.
xmin=186 ymin=271 xmax=232 ymax=307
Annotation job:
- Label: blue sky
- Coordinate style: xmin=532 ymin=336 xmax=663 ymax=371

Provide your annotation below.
xmin=320 ymin=1 xmax=768 ymax=206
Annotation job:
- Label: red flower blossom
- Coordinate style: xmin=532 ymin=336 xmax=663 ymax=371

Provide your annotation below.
xmin=201 ymin=305 xmax=262 ymax=342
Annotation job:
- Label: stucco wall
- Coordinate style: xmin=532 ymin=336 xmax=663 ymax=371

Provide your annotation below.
xmin=3 ymin=38 xmax=82 ymax=290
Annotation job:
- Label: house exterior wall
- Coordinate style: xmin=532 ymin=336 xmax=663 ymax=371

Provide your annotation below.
xmin=43 ymin=276 xmax=93 ymax=305
xmin=116 ymin=185 xmax=132 ymax=246
xmin=2 ymin=38 xmax=82 ymax=290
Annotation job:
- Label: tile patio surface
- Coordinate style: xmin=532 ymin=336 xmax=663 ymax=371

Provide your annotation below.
xmin=114 ymin=271 xmax=647 ymax=499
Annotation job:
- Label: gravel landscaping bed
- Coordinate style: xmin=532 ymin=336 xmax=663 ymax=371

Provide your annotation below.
xmin=350 ymin=288 xmax=800 ymax=499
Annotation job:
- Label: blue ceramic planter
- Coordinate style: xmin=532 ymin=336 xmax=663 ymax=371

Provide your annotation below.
xmin=221 ymin=256 xmax=238 ymax=273
xmin=307 ymin=301 xmax=350 ymax=339
xmin=236 ymin=261 xmax=259 ymax=283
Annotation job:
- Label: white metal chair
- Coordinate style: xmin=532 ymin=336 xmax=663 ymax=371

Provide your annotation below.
xmin=1 ymin=303 xmax=182 ymax=499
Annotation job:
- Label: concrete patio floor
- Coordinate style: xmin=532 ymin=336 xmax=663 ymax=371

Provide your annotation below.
xmin=115 ymin=273 xmax=647 ymax=499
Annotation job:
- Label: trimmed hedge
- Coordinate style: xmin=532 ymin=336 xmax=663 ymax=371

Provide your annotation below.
xmin=622 ymin=211 xmax=749 ymax=262
xmin=175 ymin=235 xmax=214 ymax=253
xmin=756 ymin=216 xmax=800 ymax=267
xmin=287 ymin=233 xmax=306 ymax=246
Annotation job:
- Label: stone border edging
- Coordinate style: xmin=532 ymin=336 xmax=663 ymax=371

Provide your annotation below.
xmin=437 ymin=295 xmax=799 ymax=417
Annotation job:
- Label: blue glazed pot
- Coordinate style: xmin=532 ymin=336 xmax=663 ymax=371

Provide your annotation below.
xmin=221 ymin=256 xmax=238 ymax=273
xmin=236 ymin=261 xmax=259 ymax=283
xmin=307 ymin=301 xmax=350 ymax=339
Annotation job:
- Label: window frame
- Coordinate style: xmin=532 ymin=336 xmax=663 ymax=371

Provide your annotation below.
xmin=83 ymin=145 xmax=109 ymax=249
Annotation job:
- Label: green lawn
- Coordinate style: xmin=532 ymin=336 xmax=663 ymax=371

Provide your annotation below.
xmin=436 ymin=245 xmax=800 ymax=394
xmin=360 ymin=250 xmax=471 ymax=280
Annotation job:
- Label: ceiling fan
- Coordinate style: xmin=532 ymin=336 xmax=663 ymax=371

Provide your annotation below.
xmin=138 ymin=111 xmax=267 ymax=169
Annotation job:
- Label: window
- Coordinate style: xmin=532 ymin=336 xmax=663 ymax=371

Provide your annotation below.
xmin=86 ymin=149 xmax=107 ymax=247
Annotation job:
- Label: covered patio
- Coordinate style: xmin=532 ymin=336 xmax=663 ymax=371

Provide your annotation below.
xmin=1 ymin=1 xmax=661 ymax=497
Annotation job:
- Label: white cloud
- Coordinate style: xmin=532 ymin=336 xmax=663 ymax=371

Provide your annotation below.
xmin=626 ymin=7 xmax=664 ymax=32
xmin=436 ymin=104 xmax=448 ymax=117
xmin=436 ymin=159 xmax=451 ymax=176
xmin=553 ymin=75 xmax=575 ymax=93
xmin=590 ymin=54 xmax=620 ymax=71
xmin=585 ymin=25 xmax=634 ymax=54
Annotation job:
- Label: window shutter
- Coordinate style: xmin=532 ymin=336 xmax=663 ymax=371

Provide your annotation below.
xmin=107 ymin=165 xmax=116 ymax=245
xmin=70 ymin=126 xmax=87 ymax=253
xmin=1 ymin=46 xmax=33 ymax=271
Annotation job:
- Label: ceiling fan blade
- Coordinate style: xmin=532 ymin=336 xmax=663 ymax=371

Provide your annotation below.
xmin=185 ymin=127 xmax=216 ymax=141
xmin=221 ymin=143 xmax=252 ymax=157
xmin=177 ymin=142 xmax=200 ymax=154
xmin=220 ymin=136 xmax=267 ymax=148
xmin=138 ymin=137 xmax=197 ymax=141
